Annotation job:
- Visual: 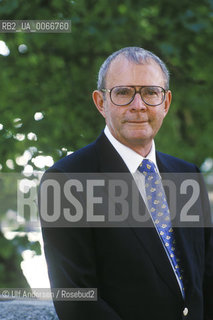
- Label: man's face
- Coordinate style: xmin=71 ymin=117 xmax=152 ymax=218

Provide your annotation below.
xmin=93 ymin=56 xmax=172 ymax=155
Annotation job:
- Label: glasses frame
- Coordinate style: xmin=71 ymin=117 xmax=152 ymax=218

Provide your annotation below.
xmin=101 ymin=85 xmax=168 ymax=107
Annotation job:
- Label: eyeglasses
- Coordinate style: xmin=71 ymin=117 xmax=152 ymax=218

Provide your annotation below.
xmin=101 ymin=85 xmax=167 ymax=107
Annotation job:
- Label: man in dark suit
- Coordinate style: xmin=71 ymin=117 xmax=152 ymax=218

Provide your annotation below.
xmin=40 ymin=47 xmax=213 ymax=320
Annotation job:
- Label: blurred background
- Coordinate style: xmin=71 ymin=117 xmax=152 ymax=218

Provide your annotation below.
xmin=0 ymin=0 xmax=213 ymax=290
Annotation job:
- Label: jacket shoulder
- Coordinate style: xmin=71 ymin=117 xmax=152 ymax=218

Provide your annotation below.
xmin=156 ymin=151 xmax=199 ymax=173
xmin=48 ymin=140 xmax=98 ymax=173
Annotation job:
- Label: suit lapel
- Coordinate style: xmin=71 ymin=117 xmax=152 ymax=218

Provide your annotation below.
xmin=95 ymin=133 xmax=183 ymax=299
xmin=95 ymin=132 xmax=130 ymax=173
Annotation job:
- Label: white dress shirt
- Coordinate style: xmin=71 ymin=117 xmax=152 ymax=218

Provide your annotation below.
xmin=104 ymin=125 xmax=158 ymax=207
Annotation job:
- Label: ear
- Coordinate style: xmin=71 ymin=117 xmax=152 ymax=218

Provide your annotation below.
xmin=92 ymin=90 xmax=106 ymax=118
xmin=163 ymin=90 xmax=172 ymax=117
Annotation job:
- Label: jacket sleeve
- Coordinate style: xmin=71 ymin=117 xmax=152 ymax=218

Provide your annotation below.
xmin=203 ymin=225 xmax=213 ymax=320
xmin=39 ymin=170 xmax=123 ymax=320
xmin=198 ymin=167 xmax=213 ymax=320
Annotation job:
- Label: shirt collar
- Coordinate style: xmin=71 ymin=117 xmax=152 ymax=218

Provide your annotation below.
xmin=104 ymin=126 xmax=158 ymax=173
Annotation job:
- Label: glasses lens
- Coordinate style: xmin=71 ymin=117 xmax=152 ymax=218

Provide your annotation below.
xmin=111 ymin=86 xmax=135 ymax=105
xmin=141 ymin=86 xmax=164 ymax=106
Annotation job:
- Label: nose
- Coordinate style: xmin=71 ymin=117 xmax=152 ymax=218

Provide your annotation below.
xmin=130 ymin=92 xmax=147 ymax=111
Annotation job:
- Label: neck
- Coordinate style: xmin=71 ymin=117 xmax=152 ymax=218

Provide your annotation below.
xmin=104 ymin=126 xmax=153 ymax=157
xmin=124 ymin=142 xmax=152 ymax=157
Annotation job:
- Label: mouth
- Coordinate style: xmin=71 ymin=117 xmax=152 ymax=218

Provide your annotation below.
xmin=125 ymin=120 xmax=148 ymax=124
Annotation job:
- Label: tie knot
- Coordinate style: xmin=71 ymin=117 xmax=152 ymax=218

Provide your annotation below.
xmin=138 ymin=159 xmax=158 ymax=175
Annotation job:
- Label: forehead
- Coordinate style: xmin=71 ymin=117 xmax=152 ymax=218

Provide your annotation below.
xmin=105 ymin=55 xmax=165 ymax=88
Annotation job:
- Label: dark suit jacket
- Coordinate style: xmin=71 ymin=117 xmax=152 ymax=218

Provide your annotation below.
xmin=40 ymin=132 xmax=213 ymax=320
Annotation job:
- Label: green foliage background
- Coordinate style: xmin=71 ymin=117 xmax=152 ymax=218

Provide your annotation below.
xmin=0 ymin=0 xmax=213 ymax=286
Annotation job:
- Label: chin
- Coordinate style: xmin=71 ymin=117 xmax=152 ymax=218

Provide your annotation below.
xmin=124 ymin=135 xmax=151 ymax=145
xmin=127 ymin=130 xmax=152 ymax=140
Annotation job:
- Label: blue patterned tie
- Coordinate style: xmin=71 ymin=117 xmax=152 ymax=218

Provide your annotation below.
xmin=139 ymin=159 xmax=185 ymax=298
